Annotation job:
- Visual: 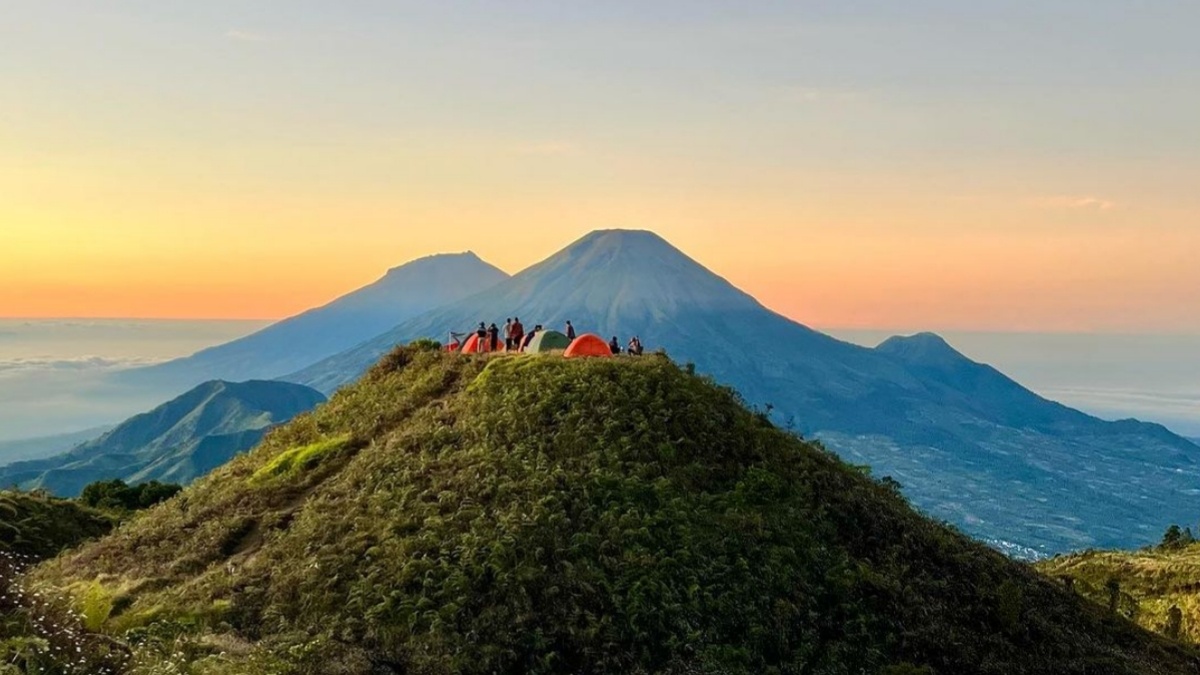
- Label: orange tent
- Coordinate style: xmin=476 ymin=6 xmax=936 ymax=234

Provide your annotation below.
xmin=563 ymin=333 xmax=614 ymax=358
xmin=460 ymin=333 xmax=504 ymax=354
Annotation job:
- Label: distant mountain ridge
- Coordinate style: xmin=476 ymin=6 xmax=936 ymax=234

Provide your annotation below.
xmin=120 ymin=252 xmax=508 ymax=387
xmin=0 ymin=380 xmax=325 ymax=496
xmin=287 ymin=229 xmax=1200 ymax=554
xmin=0 ymin=426 xmax=112 ymax=465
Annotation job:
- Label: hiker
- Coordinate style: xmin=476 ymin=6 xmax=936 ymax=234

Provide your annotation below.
xmin=522 ymin=324 xmax=541 ymax=351
xmin=609 ymin=336 xmax=621 ymax=355
xmin=488 ymin=323 xmax=500 ymax=352
xmin=475 ymin=323 xmax=488 ymax=354
xmin=628 ymin=336 xmax=643 ymax=356
xmin=565 ymin=320 xmax=576 ymax=341
xmin=511 ymin=317 xmax=525 ymax=352
xmin=504 ymin=318 xmax=514 ymax=351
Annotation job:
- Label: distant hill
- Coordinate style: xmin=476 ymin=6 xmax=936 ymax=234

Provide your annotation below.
xmin=119 ymin=252 xmax=508 ymax=387
xmin=0 ymin=380 xmax=325 ymax=496
xmin=1039 ymin=542 xmax=1200 ymax=645
xmin=287 ymin=230 xmax=1200 ymax=555
xmin=0 ymin=491 xmax=113 ymax=560
xmin=0 ymin=426 xmax=111 ymax=465
xmin=31 ymin=347 xmax=1200 ymax=674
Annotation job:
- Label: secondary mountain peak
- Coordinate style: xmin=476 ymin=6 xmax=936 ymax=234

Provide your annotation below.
xmin=121 ymin=251 xmax=509 ymax=386
xmin=876 ymin=332 xmax=969 ymax=367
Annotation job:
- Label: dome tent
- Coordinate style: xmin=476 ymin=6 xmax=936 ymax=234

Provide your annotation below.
xmin=459 ymin=333 xmax=503 ymax=354
xmin=525 ymin=330 xmax=572 ymax=354
xmin=563 ymin=333 xmax=613 ymax=358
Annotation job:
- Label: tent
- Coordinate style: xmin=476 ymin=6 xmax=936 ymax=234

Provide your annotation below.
xmin=459 ymin=333 xmax=503 ymax=354
xmin=525 ymin=330 xmax=572 ymax=354
xmin=563 ymin=333 xmax=614 ymax=359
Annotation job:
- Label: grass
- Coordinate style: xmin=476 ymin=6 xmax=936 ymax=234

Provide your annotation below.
xmin=13 ymin=345 xmax=1200 ymax=674
xmin=1039 ymin=544 xmax=1200 ymax=644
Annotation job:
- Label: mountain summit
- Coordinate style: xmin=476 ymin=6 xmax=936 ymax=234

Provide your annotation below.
xmin=122 ymin=251 xmax=509 ymax=387
xmin=287 ymin=230 xmax=1200 ymax=554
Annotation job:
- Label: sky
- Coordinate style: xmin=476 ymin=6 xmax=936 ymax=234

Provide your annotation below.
xmin=3 ymin=1 xmax=1198 ymax=332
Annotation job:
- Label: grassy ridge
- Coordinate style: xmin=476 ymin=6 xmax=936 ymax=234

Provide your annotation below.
xmin=1039 ymin=545 xmax=1200 ymax=644
xmin=23 ymin=347 xmax=1200 ymax=674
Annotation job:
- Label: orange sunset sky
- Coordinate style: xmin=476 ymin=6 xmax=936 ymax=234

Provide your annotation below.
xmin=3 ymin=3 xmax=1198 ymax=332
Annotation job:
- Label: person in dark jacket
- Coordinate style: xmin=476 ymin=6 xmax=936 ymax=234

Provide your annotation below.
xmin=609 ymin=336 xmax=621 ymax=355
xmin=487 ymin=323 xmax=500 ymax=351
xmin=565 ymin=321 xmax=576 ymax=341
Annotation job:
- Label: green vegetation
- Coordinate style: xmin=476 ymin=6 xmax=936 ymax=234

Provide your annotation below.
xmin=79 ymin=480 xmax=182 ymax=513
xmin=1039 ymin=540 xmax=1200 ymax=645
xmin=250 ymin=435 xmax=352 ymax=483
xmin=12 ymin=346 xmax=1200 ymax=673
xmin=0 ymin=490 xmax=114 ymax=560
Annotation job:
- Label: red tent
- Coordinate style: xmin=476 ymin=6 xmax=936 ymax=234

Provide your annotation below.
xmin=460 ymin=333 xmax=504 ymax=354
xmin=563 ymin=333 xmax=614 ymax=358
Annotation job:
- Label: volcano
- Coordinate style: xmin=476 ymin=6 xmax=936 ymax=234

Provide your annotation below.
xmin=287 ymin=230 xmax=1200 ymax=554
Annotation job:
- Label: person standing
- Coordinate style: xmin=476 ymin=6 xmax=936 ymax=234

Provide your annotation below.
xmin=511 ymin=317 xmax=525 ymax=352
xmin=475 ymin=323 xmax=488 ymax=354
xmin=504 ymin=318 xmax=514 ymax=351
xmin=565 ymin=320 xmax=576 ymax=341
xmin=487 ymin=323 xmax=500 ymax=352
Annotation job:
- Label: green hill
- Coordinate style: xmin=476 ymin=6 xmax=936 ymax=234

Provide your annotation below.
xmin=0 ymin=491 xmax=114 ymax=560
xmin=1038 ymin=543 xmax=1200 ymax=645
xmin=26 ymin=346 xmax=1200 ymax=674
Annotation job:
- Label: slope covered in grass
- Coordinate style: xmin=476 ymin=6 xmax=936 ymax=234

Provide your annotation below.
xmin=0 ymin=491 xmax=114 ymax=561
xmin=1039 ymin=543 xmax=1200 ymax=644
xmin=30 ymin=346 xmax=1200 ymax=674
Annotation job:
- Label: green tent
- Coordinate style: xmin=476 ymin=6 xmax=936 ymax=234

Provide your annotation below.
xmin=525 ymin=330 xmax=572 ymax=354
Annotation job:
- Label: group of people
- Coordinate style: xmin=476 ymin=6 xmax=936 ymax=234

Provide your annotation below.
xmin=458 ymin=318 xmax=644 ymax=356
xmin=610 ymin=335 xmax=645 ymax=356
xmin=474 ymin=317 xmax=544 ymax=352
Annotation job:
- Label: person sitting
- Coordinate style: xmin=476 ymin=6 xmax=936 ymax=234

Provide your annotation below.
xmin=609 ymin=336 xmax=621 ymax=355
xmin=565 ymin=320 xmax=576 ymax=341
xmin=475 ymin=323 xmax=488 ymax=354
xmin=487 ymin=323 xmax=500 ymax=352
xmin=628 ymin=336 xmax=643 ymax=356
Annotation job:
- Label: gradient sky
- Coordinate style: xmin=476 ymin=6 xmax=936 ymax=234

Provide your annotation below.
xmin=3 ymin=1 xmax=1198 ymax=331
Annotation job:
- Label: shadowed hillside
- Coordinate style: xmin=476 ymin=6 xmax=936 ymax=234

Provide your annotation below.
xmin=0 ymin=491 xmax=114 ymax=560
xmin=26 ymin=346 xmax=1200 ymax=674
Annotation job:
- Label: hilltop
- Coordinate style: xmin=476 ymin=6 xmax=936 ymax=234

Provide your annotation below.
xmin=29 ymin=346 xmax=1199 ymax=674
xmin=285 ymin=229 xmax=1200 ymax=554
xmin=0 ymin=380 xmax=325 ymax=496
xmin=1039 ymin=542 xmax=1200 ymax=645
xmin=120 ymin=252 xmax=509 ymax=387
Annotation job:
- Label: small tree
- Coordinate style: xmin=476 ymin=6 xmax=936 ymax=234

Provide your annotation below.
xmin=1161 ymin=524 xmax=1185 ymax=549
